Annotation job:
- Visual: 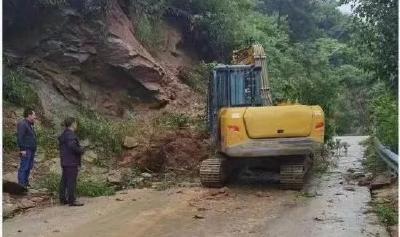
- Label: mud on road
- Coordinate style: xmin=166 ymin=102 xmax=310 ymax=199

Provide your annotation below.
xmin=3 ymin=136 xmax=390 ymax=237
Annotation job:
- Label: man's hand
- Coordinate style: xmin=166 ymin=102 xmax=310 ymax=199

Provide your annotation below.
xmin=20 ymin=151 xmax=27 ymax=156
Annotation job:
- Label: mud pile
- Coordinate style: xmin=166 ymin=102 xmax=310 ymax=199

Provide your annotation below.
xmin=119 ymin=130 xmax=209 ymax=173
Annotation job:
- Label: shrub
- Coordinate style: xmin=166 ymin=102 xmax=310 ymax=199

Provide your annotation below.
xmin=369 ymin=92 xmax=398 ymax=153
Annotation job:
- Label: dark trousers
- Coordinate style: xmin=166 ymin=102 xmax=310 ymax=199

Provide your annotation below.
xmin=59 ymin=166 xmax=79 ymax=204
xmin=18 ymin=149 xmax=35 ymax=187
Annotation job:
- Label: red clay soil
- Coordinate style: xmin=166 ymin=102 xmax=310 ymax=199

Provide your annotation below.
xmin=119 ymin=130 xmax=209 ymax=173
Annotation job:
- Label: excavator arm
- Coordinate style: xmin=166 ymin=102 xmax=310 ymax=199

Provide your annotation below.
xmin=232 ymin=44 xmax=273 ymax=105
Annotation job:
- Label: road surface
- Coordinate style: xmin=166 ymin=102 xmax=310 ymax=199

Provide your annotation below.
xmin=3 ymin=136 xmax=388 ymax=237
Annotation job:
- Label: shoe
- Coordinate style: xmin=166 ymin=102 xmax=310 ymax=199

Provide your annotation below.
xmin=69 ymin=202 xmax=84 ymax=206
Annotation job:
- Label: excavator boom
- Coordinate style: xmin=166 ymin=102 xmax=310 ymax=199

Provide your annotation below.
xmin=232 ymin=44 xmax=273 ymax=105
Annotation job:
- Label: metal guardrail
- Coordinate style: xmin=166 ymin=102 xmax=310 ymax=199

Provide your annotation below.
xmin=375 ymin=139 xmax=398 ymax=174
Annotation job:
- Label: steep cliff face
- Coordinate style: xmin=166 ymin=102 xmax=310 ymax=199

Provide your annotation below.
xmin=4 ymin=0 xmax=202 ymax=119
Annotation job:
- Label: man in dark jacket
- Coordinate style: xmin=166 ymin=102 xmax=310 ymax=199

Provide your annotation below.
xmin=58 ymin=117 xmax=85 ymax=206
xmin=17 ymin=108 xmax=37 ymax=188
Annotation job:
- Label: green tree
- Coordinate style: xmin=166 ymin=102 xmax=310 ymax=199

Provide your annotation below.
xmin=343 ymin=0 xmax=398 ymax=90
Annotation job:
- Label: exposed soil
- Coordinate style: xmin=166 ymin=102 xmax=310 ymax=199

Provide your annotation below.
xmin=115 ymin=128 xmax=209 ymax=174
xmin=3 ymin=136 xmax=392 ymax=237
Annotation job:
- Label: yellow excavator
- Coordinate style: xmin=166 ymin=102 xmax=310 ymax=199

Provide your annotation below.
xmin=200 ymin=44 xmax=325 ymax=190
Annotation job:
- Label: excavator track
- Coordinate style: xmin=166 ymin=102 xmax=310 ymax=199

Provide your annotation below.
xmin=200 ymin=156 xmax=227 ymax=188
xmin=280 ymin=157 xmax=312 ymax=190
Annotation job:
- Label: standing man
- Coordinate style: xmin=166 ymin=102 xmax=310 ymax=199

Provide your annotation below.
xmin=58 ymin=117 xmax=85 ymax=206
xmin=17 ymin=108 xmax=37 ymax=188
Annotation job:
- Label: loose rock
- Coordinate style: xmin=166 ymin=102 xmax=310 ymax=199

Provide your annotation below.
xmin=83 ymin=150 xmax=98 ymax=163
xmin=141 ymin=172 xmax=153 ymax=179
xmin=107 ymin=170 xmax=123 ymax=184
xmin=123 ymin=136 xmax=139 ymax=149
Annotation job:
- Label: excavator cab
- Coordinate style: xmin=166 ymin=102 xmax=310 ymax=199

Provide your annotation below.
xmin=208 ymin=65 xmax=263 ymax=147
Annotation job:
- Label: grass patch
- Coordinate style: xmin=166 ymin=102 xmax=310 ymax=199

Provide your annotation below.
xmin=362 ymin=137 xmax=388 ymax=175
xmin=3 ymin=131 xmax=17 ymax=152
xmin=3 ymin=68 xmax=40 ymax=109
xmin=77 ymin=108 xmax=136 ymax=157
xmin=128 ymin=0 xmax=166 ymax=50
xmin=77 ymin=178 xmax=115 ymax=197
xmin=192 ymin=116 xmax=209 ymax=136
xmin=154 ymin=112 xmax=191 ymax=129
xmin=135 ymin=15 xmax=164 ymax=50
xmin=36 ymin=125 xmax=58 ymax=160
xmin=35 ymin=173 xmax=60 ymax=194
xmin=153 ymin=112 xmax=208 ymax=135
xmin=374 ymin=202 xmax=398 ymax=226
xmin=35 ymin=172 xmax=115 ymax=197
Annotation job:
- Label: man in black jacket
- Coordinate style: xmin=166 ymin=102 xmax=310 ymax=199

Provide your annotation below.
xmin=17 ymin=108 xmax=37 ymax=188
xmin=58 ymin=117 xmax=85 ymax=206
